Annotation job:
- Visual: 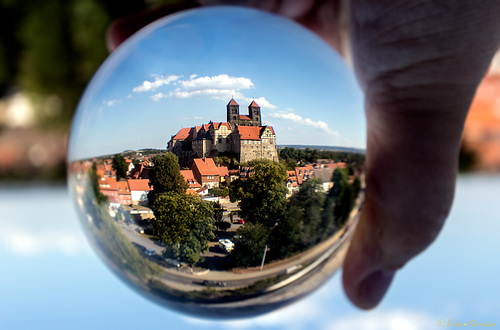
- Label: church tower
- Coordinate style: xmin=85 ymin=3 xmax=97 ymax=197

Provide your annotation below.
xmin=248 ymin=100 xmax=261 ymax=127
xmin=227 ymin=98 xmax=239 ymax=127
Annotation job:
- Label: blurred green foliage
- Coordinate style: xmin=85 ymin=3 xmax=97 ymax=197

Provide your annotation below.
xmin=0 ymin=0 xmax=183 ymax=128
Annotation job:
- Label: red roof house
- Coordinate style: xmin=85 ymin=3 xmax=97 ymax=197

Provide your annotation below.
xmin=191 ymin=158 xmax=220 ymax=188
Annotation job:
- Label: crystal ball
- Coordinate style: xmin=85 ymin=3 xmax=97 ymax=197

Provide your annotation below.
xmin=67 ymin=6 xmax=365 ymax=319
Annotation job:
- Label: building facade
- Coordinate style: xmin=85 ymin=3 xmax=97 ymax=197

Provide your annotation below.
xmin=168 ymin=99 xmax=278 ymax=163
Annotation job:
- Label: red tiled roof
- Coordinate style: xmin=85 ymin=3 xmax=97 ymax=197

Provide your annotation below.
xmin=173 ymin=127 xmax=190 ymax=140
xmin=203 ymin=124 xmax=211 ymax=131
xmin=238 ymin=126 xmax=262 ymax=140
xmin=249 ymin=100 xmax=260 ymax=108
xmin=295 ymin=165 xmax=315 ymax=185
xmin=228 ymin=98 xmax=239 ymax=106
xmin=217 ymin=166 xmax=229 ymax=176
xmin=212 ymin=122 xmax=231 ymax=130
xmin=99 ymin=176 xmax=117 ymax=191
xmin=188 ymin=127 xmax=199 ymax=139
xmin=127 ymin=179 xmax=151 ymax=191
xmin=116 ymin=181 xmax=130 ymax=193
xmin=239 ymin=115 xmax=251 ymax=121
xmin=180 ymin=170 xmax=202 ymax=188
xmin=192 ymin=158 xmax=219 ymax=176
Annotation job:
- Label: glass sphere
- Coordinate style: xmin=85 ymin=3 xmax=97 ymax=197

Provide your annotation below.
xmin=67 ymin=6 xmax=365 ymax=319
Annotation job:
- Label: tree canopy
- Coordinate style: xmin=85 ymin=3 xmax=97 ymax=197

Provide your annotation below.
xmin=229 ymin=160 xmax=288 ymax=229
xmin=329 ymin=167 xmax=355 ymax=226
xmin=148 ymin=153 xmax=188 ymax=205
xmin=112 ymin=153 xmax=128 ymax=181
xmin=150 ymin=192 xmax=213 ymax=244
xmin=89 ymin=162 xmax=107 ymax=205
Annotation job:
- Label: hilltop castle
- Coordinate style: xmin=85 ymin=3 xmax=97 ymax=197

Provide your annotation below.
xmin=168 ymin=99 xmax=278 ymax=163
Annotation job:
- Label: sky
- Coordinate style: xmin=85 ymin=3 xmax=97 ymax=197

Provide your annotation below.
xmin=68 ymin=6 xmax=365 ymax=161
xmin=1 ymin=174 xmax=498 ymax=329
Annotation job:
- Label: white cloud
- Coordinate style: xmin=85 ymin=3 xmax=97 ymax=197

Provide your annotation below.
xmin=105 ymin=99 xmax=121 ymax=107
xmin=133 ymin=75 xmax=181 ymax=93
xmin=169 ymin=88 xmax=239 ymax=100
xmin=133 ymin=73 xmax=278 ymax=109
xmin=177 ymin=74 xmax=254 ymax=91
xmin=269 ymin=111 xmax=334 ymax=132
xmin=328 ymin=310 xmax=436 ymax=330
xmin=150 ymin=92 xmax=167 ymax=101
xmin=241 ymin=96 xmax=277 ymax=110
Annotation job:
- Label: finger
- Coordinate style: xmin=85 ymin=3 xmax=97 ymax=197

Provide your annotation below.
xmin=343 ymin=0 xmax=500 ymax=309
xmin=106 ymin=0 xmax=199 ymax=51
xmin=198 ymin=0 xmax=349 ymax=57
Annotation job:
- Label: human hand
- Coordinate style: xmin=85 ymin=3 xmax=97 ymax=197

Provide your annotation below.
xmin=107 ymin=0 xmax=500 ymax=310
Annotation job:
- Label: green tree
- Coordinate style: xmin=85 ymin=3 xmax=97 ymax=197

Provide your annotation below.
xmin=231 ymin=223 xmax=269 ymax=267
xmin=352 ymin=176 xmax=361 ymax=197
xmin=150 ymin=192 xmax=213 ymax=244
xmin=329 ymin=168 xmax=355 ymax=226
xmin=211 ymin=202 xmax=224 ymax=222
xmin=151 ymin=192 xmax=216 ymax=267
xmin=148 ymin=153 xmax=188 ymax=204
xmin=210 ymin=187 xmax=229 ymax=198
xmin=270 ymin=178 xmax=326 ymax=258
xmin=89 ymin=162 xmax=107 ymax=205
xmin=229 ymin=161 xmax=287 ymax=229
xmin=112 ymin=153 xmax=128 ymax=181
xmin=269 ymin=203 xmax=303 ymax=259
xmin=292 ymin=178 xmax=326 ymax=247
xmin=179 ymin=217 xmax=216 ymax=266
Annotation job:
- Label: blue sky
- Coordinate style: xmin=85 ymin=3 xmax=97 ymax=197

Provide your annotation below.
xmin=68 ymin=7 xmax=365 ymax=161
xmin=1 ymin=175 xmax=498 ymax=329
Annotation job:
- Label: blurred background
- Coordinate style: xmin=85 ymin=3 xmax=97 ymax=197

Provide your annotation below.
xmin=0 ymin=0 xmax=181 ymax=181
xmin=0 ymin=1 xmax=499 ymax=329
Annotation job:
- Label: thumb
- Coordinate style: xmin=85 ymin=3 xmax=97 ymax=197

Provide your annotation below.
xmin=342 ymin=0 xmax=500 ymax=309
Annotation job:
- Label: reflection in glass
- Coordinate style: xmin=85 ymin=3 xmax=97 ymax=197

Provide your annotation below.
xmin=68 ymin=6 xmax=365 ymax=318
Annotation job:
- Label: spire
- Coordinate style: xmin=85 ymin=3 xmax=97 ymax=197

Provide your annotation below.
xmin=249 ymin=100 xmax=260 ymax=108
xmin=228 ymin=98 xmax=239 ymax=106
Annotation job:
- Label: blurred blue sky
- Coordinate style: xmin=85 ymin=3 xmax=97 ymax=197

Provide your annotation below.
xmin=1 ymin=174 xmax=498 ymax=330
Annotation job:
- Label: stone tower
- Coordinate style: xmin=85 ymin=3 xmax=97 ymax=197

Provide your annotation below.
xmin=248 ymin=100 xmax=261 ymax=127
xmin=227 ymin=98 xmax=239 ymax=126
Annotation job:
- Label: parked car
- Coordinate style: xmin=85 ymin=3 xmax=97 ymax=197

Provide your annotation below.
xmin=202 ymin=280 xmax=227 ymax=287
xmin=218 ymin=239 xmax=234 ymax=253
xmin=165 ymin=258 xmax=181 ymax=267
xmin=144 ymin=249 xmax=156 ymax=256
xmin=235 ymin=219 xmax=245 ymax=224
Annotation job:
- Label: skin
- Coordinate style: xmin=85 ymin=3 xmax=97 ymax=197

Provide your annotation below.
xmin=108 ymin=0 xmax=500 ymax=310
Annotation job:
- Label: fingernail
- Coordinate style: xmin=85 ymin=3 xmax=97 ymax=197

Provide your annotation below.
xmin=358 ymin=270 xmax=395 ymax=309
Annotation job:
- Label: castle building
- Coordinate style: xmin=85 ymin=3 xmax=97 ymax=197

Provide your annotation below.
xmin=168 ymin=99 xmax=278 ymax=163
